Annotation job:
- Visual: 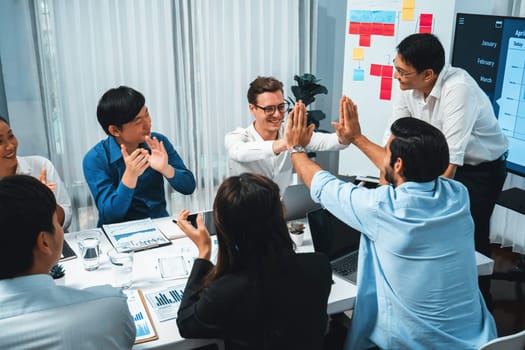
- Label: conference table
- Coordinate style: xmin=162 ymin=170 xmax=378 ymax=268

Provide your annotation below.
xmin=61 ymin=217 xmax=357 ymax=349
xmin=61 ymin=217 xmax=493 ymax=350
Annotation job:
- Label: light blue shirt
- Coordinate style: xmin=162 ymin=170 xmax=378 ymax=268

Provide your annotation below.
xmin=311 ymin=171 xmax=497 ymax=349
xmin=0 ymin=274 xmax=135 ymax=350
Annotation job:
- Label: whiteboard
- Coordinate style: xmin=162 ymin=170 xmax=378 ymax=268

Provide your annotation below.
xmin=337 ymin=0 xmax=497 ymax=178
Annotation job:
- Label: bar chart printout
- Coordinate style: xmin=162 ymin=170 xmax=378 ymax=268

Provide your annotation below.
xmin=125 ymin=289 xmax=158 ymax=343
xmin=145 ymin=284 xmax=186 ymax=322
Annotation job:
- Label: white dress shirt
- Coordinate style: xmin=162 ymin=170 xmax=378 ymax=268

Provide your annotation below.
xmin=16 ymin=156 xmax=72 ymax=229
xmin=0 ymin=274 xmax=135 ymax=350
xmin=385 ymin=66 xmax=508 ymax=166
xmin=225 ymin=123 xmax=345 ymax=194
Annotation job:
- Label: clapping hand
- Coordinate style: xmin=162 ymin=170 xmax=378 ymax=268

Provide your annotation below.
xmin=39 ymin=168 xmax=56 ymax=193
xmin=145 ymin=136 xmax=175 ymax=178
xmin=120 ymin=145 xmax=150 ymax=178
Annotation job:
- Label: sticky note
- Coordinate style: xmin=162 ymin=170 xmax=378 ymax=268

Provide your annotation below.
xmin=353 ymin=48 xmax=365 ymax=61
xmin=359 ymin=34 xmax=371 ymax=47
xmin=353 ymin=68 xmax=365 ymax=81
xmin=402 ymin=8 xmax=414 ymax=21
xmin=403 ymin=0 xmax=415 ymax=9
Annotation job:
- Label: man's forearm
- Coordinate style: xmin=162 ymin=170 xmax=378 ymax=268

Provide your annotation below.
xmin=353 ymin=135 xmax=386 ymax=169
xmin=290 ymin=153 xmax=323 ymax=188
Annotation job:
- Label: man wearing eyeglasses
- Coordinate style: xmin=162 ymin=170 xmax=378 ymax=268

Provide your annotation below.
xmin=350 ymin=33 xmax=508 ymax=311
xmin=225 ymin=76 xmax=347 ymax=196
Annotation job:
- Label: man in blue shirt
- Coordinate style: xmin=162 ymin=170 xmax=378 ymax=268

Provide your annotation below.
xmin=0 ymin=175 xmax=135 ymax=349
xmin=83 ymin=86 xmax=196 ymax=226
xmin=285 ymin=98 xmax=496 ymax=349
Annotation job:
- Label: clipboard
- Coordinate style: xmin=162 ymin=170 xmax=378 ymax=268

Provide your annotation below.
xmin=125 ymin=289 xmax=159 ymax=344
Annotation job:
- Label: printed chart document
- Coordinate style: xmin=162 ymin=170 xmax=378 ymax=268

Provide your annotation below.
xmin=103 ymin=218 xmax=171 ymax=252
xmin=144 ymin=284 xmax=186 ymax=322
xmin=125 ymin=289 xmax=158 ymax=344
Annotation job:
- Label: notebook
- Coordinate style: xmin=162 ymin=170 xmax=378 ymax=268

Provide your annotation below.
xmin=307 ymin=208 xmax=361 ymax=284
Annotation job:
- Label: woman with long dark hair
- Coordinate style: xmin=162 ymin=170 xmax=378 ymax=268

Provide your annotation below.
xmin=176 ymin=173 xmax=332 ymax=349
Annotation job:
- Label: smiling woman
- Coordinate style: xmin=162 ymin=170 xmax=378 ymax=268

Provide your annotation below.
xmin=0 ymin=116 xmax=72 ymax=230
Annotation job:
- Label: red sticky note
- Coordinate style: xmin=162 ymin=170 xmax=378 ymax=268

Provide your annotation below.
xmin=380 ymin=78 xmax=393 ymax=100
xmin=420 ymin=14 xmax=433 ymax=26
xmin=419 ymin=26 xmax=432 ymax=34
xmin=360 ymin=23 xmax=372 ymax=35
xmin=381 ymin=77 xmax=393 ymax=89
xmin=370 ymin=64 xmax=382 ymax=76
xmin=383 ymin=24 xmax=395 ymax=36
xmin=359 ymin=34 xmax=371 ymax=47
xmin=371 ymin=23 xmax=383 ymax=35
xmin=349 ymin=22 xmax=360 ymax=34
xmin=382 ymin=65 xmax=393 ymax=77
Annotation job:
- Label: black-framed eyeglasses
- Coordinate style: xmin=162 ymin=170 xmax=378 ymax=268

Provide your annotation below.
xmin=254 ymin=102 xmax=289 ymax=116
xmin=392 ymin=59 xmax=417 ymax=77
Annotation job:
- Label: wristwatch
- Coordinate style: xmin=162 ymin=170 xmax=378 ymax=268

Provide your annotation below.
xmin=290 ymin=145 xmax=306 ymax=154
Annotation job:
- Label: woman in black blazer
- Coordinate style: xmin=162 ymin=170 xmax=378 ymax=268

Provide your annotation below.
xmin=176 ymin=173 xmax=332 ymax=350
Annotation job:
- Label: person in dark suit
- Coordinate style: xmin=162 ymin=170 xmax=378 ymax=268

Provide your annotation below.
xmin=176 ymin=173 xmax=332 ymax=350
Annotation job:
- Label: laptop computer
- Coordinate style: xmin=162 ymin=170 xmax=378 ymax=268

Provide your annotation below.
xmin=307 ymin=208 xmax=361 ymax=284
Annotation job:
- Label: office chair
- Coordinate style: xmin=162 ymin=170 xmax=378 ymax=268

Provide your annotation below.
xmin=479 ymin=329 xmax=525 ymax=350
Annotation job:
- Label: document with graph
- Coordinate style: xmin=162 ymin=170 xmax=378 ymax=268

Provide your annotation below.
xmin=103 ymin=218 xmax=171 ymax=252
xmin=144 ymin=284 xmax=186 ymax=322
xmin=125 ymin=289 xmax=158 ymax=344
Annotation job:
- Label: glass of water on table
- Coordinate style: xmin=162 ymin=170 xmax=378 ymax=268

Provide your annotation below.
xmin=76 ymin=229 xmax=102 ymax=271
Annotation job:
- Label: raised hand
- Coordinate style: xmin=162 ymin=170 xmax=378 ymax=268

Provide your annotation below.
xmin=176 ymin=209 xmax=212 ymax=260
xmin=145 ymin=136 xmax=173 ymax=178
xmin=332 ymin=96 xmax=361 ymax=145
xmin=39 ymin=167 xmax=56 ymax=193
xmin=285 ymin=101 xmax=315 ymax=150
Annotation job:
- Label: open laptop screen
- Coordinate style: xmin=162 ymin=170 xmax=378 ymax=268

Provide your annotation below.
xmin=307 ymin=208 xmax=361 ymax=260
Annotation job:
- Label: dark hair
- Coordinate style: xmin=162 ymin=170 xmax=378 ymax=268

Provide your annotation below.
xmin=247 ymin=76 xmax=284 ymax=105
xmin=396 ymin=33 xmax=445 ymax=75
xmin=96 ymin=86 xmax=145 ymax=135
xmin=0 ymin=175 xmax=57 ymax=279
xmin=208 ymin=173 xmax=293 ymax=283
xmin=389 ymin=117 xmax=449 ymax=182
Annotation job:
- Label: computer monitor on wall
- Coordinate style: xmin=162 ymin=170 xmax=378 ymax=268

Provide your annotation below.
xmin=451 ymin=13 xmax=525 ymax=177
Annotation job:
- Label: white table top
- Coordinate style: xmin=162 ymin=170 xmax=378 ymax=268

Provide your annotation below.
xmin=62 ymin=217 xmax=493 ymax=349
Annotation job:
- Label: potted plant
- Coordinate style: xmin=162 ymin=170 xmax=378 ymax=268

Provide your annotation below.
xmin=50 ymin=263 xmax=66 ymax=285
xmin=286 ymin=73 xmax=329 ymax=132
xmin=287 ymin=221 xmax=305 ymax=247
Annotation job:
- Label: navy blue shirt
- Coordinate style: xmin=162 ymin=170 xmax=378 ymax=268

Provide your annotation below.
xmin=83 ymin=132 xmax=196 ymax=226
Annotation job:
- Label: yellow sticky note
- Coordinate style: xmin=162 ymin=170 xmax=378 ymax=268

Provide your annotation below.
xmin=403 ymin=0 xmax=415 ymax=9
xmin=353 ymin=47 xmax=365 ymax=61
xmin=401 ymin=8 xmax=414 ymax=21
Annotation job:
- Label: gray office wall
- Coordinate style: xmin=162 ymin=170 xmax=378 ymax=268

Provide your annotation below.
xmin=313 ymin=0 xmax=347 ymax=173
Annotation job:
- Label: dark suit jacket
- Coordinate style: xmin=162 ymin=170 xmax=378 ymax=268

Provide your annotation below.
xmin=177 ymin=252 xmax=332 ymax=350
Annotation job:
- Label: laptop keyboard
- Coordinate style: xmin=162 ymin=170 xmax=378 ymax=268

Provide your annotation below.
xmin=332 ymin=252 xmax=358 ymax=276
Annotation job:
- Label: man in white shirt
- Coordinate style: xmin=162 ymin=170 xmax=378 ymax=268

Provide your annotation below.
xmin=0 ymin=175 xmax=135 ymax=350
xmin=225 ymin=76 xmax=347 ymax=195
xmin=351 ymin=33 xmax=508 ymax=309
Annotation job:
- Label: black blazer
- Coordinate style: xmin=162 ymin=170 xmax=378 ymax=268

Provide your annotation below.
xmin=177 ymin=252 xmax=332 ymax=350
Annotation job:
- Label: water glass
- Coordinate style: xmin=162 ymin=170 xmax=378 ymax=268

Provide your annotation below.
xmin=76 ymin=230 xmax=101 ymax=271
xmin=107 ymin=248 xmax=134 ymax=288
